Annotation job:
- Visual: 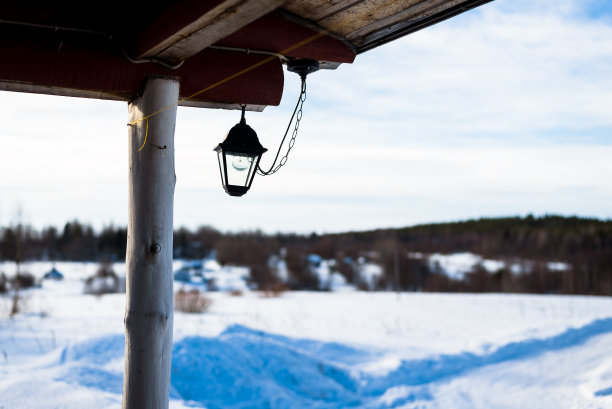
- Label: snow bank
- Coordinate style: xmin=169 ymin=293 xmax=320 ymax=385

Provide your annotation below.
xmin=1 ymin=263 xmax=612 ymax=408
xmin=4 ymin=315 xmax=612 ymax=409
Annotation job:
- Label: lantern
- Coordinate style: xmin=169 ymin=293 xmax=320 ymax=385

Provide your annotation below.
xmin=214 ymin=107 xmax=267 ymax=197
xmin=214 ymin=59 xmax=319 ymax=196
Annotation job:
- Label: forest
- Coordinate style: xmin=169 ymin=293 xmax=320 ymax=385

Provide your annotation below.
xmin=1 ymin=215 xmax=611 ymax=295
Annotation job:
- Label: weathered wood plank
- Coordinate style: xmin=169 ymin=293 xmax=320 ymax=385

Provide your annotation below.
xmin=354 ymin=0 xmax=492 ymax=52
xmin=282 ymin=0 xmax=491 ymax=52
xmin=316 ymin=0 xmax=435 ymax=37
xmin=345 ymin=0 xmax=460 ymax=41
xmin=283 ymin=0 xmax=364 ymax=22
xmin=136 ymin=0 xmax=286 ymax=65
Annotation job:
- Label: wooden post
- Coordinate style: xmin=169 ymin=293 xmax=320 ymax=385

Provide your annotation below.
xmin=123 ymin=77 xmax=179 ymax=409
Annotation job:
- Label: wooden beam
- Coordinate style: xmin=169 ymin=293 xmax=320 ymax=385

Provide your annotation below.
xmin=0 ymin=31 xmax=284 ymax=107
xmin=136 ymin=0 xmax=287 ymax=65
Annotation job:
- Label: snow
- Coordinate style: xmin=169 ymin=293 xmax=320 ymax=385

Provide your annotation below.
xmin=428 ymin=252 xmax=483 ymax=280
xmin=305 ymin=255 xmax=358 ymax=291
xmin=1 ymin=262 xmax=612 ymax=408
xmin=356 ymin=259 xmax=383 ymax=290
xmin=309 ymin=254 xmax=332 ymax=290
xmin=268 ymin=254 xmax=289 ymax=283
xmin=547 ymin=261 xmax=571 ymax=271
xmin=423 ymin=252 xmax=571 ymax=280
xmin=328 ymin=272 xmax=352 ymax=292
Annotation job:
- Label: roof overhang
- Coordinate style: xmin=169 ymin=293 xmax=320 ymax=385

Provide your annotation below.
xmin=0 ymin=0 xmax=493 ymax=109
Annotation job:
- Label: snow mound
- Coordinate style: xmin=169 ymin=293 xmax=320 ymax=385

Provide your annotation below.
xmin=171 ymin=324 xmax=373 ymax=408
xmin=46 ymin=318 xmax=612 ymax=408
xmin=3 ymin=287 xmax=612 ymax=408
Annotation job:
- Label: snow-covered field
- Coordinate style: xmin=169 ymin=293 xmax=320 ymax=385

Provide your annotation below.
xmin=1 ymin=262 xmax=612 ymax=408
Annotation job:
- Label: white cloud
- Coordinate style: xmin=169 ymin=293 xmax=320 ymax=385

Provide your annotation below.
xmin=306 ymin=0 xmax=612 ymax=141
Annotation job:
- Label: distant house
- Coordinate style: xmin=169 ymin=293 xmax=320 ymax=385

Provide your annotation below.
xmin=43 ymin=267 xmax=64 ymax=281
xmin=173 ymin=258 xmax=250 ymax=292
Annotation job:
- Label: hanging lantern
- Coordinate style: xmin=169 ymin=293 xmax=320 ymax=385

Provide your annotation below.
xmin=214 ymin=106 xmax=267 ymax=197
xmin=214 ymin=59 xmax=319 ymax=196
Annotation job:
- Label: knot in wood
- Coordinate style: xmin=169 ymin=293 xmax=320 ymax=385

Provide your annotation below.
xmin=149 ymin=243 xmax=161 ymax=254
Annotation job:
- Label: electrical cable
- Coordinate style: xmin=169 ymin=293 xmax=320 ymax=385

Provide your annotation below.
xmin=120 ymin=49 xmax=185 ymax=70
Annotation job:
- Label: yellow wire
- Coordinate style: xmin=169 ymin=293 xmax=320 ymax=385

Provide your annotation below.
xmin=136 ymin=117 xmax=148 ymax=152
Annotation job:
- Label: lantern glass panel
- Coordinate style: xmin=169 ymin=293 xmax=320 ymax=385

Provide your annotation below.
xmin=225 ymin=151 xmax=258 ymax=187
xmin=217 ymin=150 xmax=227 ymax=186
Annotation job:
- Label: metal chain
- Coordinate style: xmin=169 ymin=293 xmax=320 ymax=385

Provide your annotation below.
xmin=258 ymin=78 xmax=307 ymax=176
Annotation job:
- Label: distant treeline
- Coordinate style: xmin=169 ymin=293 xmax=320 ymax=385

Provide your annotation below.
xmin=1 ymin=215 xmax=611 ymax=295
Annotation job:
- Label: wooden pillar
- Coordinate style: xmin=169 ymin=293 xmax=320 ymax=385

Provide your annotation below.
xmin=123 ymin=76 xmax=179 ymax=409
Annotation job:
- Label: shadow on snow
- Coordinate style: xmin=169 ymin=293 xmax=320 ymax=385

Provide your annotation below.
xmin=55 ymin=317 xmax=612 ymax=408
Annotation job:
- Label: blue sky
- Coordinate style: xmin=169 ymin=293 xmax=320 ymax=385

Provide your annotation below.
xmin=0 ymin=0 xmax=611 ymax=233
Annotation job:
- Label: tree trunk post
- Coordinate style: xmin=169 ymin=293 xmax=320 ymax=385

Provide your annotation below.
xmin=123 ymin=77 xmax=179 ymax=409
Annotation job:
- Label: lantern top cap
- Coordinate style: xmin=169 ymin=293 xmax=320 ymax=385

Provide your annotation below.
xmin=214 ymin=111 xmax=267 ymax=155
